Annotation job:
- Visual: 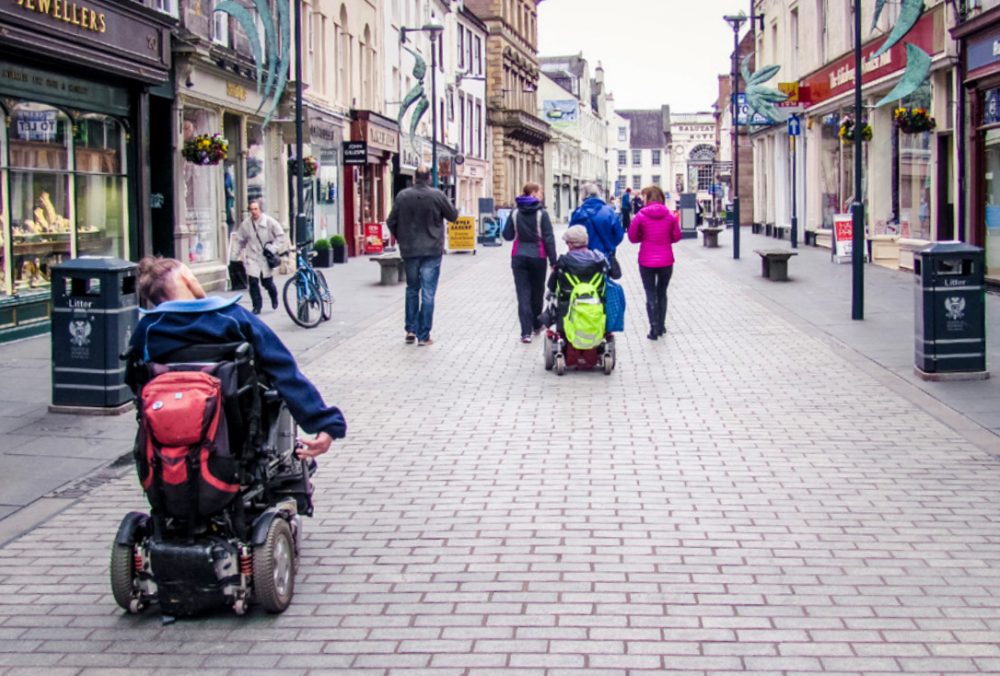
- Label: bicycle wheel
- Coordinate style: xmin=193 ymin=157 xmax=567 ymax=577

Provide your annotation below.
xmin=315 ymin=270 xmax=333 ymax=321
xmin=283 ymin=274 xmax=323 ymax=328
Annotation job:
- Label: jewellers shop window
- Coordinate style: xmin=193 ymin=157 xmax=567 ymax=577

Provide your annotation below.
xmin=0 ymin=107 xmax=7 ymax=297
xmin=74 ymin=115 xmax=128 ymax=258
xmin=8 ymin=103 xmax=72 ymax=292
xmin=180 ymin=107 xmax=220 ymax=265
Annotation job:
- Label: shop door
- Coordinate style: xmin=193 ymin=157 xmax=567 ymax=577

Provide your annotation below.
xmin=984 ymin=129 xmax=1000 ymax=278
xmin=223 ymin=113 xmax=242 ymax=235
xmin=149 ymin=96 xmax=175 ymax=257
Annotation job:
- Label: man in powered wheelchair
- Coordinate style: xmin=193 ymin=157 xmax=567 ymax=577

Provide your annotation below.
xmin=112 ymin=257 xmax=346 ymax=618
xmin=540 ymin=225 xmax=618 ymax=375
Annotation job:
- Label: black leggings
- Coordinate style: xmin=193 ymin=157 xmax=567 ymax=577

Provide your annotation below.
xmin=511 ymin=256 xmax=547 ymax=337
xmin=639 ymin=265 xmax=673 ymax=331
xmin=248 ymin=274 xmax=279 ymax=312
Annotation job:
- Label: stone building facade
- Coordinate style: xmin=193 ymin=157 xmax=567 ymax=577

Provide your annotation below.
xmin=465 ymin=0 xmax=549 ymax=208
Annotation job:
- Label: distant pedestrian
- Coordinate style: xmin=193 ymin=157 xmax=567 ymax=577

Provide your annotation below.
xmin=503 ymin=182 xmax=557 ymax=343
xmin=230 ymin=199 xmax=287 ymax=315
xmin=386 ymin=165 xmax=459 ymax=346
xmin=628 ymin=185 xmax=681 ymax=340
xmin=569 ymin=183 xmax=624 ymax=273
xmin=632 ymin=192 xmax=644 ymax=215
xmin=620 ymin=188 xmax=632 ymax=232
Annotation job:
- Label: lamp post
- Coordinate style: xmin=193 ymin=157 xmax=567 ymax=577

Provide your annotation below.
xmin=401 ymin=22 xmax=444 ymax=187
xmin=723 ymin=13 xmax=747 ymax=260
xmin=851 ymin=0 xmax=864 ymax=320
xmin=293 ymin=0 xmax=307 ymax=247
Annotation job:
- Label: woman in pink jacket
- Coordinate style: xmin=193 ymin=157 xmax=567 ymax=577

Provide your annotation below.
xmin=628 ymin=185 xmax=682 ymax=340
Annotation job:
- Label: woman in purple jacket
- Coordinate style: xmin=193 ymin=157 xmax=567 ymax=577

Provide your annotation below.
xmin=628 ymin=185 xmax=682 ymax=340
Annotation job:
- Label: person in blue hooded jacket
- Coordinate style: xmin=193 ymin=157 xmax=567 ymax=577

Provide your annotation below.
xmin=569 ymin=183 xmax=624 ymax=260
xmin=128 ymin=256 xmax=346 ymax=458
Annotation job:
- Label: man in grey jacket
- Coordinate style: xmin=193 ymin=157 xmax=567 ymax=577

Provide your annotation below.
xmin=386 ymin=166 xmax=459 ymax=346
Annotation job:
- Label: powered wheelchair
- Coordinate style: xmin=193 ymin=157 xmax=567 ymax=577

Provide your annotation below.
xmin=110 ymin=341 xmax=313 ymax=618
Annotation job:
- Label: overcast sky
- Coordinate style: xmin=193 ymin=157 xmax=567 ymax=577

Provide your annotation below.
xmin=537 ymin=0 xmax=750 ymax=113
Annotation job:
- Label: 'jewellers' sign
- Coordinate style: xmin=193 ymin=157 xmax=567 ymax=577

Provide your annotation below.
xmin=1 ymin=0 xmax=171 ymax=81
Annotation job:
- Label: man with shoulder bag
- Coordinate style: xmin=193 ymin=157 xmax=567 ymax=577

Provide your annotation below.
xmin=231 ymin=199 xmax=287 ymax=314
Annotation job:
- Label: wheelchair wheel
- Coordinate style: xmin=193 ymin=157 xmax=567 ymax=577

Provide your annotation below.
xmin=254 ymin=517 xmax=295 ymax=613
xmin=543 ymin=335 xmax=555 ymax=371
xmin=603 ymin=355 xmax=614 ymax=376
xmin=315 ymin=270 xmax=333 ymax=321
xmin=283 ymin=275 xmax=323 ymax=329
xmin=110 ymin=541 xmax=139 ymax=613
xmin=555 ymin=355 xmax=566 ymax=376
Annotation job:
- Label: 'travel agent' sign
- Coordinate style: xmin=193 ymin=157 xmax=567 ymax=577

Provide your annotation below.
xmin=801 ymin=4 xmax=943 ymax=107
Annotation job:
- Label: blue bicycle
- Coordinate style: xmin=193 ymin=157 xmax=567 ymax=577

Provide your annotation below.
xmin=282 ymin=242 xmax=333 ymax=328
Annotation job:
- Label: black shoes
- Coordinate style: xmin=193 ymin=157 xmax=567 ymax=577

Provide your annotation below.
xmin=252 ymin=308 xmax=262 ymax=315
xmin=271 ymin=297 xmax=279 ymax=310
xmin=405 ymin=332 xmax=416 ymax=344
xmin=647 ymin=330 xmax=658 ymax=341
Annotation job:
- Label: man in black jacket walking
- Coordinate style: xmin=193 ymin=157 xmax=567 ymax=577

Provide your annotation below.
xmin=387 ymin=166 xmax=459 ymax=346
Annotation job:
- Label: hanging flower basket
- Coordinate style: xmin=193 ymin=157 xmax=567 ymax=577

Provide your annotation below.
xmin=182 ymin=133 xmax=228 ymax=165
xmin=288 ymin=155 xmax=319 ymax=178
xmin=894 ymin=107 xmax=936 ymax=134
xmin=839 ymin=118 xmax=872 ymax=144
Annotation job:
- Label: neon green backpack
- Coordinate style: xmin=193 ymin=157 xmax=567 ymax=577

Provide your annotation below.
xmin=562 ymin=272 xmax=606 ymax=350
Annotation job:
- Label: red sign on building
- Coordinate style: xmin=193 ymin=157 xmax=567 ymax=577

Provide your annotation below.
xmin=800 ymin=5 xmax=944 ymax=108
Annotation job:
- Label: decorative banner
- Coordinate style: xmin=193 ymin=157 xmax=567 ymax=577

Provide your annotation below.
xmin=363 ymin=223 xmax=384 ymax=254
xmin=447 ymin=216 xmax=477 ymax=253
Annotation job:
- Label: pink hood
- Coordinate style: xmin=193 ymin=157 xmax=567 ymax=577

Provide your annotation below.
xmin=628 ymin=203 xmax=682 ymax=268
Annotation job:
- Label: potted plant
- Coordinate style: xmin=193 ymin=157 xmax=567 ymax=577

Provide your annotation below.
xmin=288 ymin=155 xmax=319 ymax=177
xmin=312 ymin=237 xmax=332 ymax=267
xmin=182 ymin=133 xmax=228 ymax=166
xmin=894 ymin=107 xmax=936 ymax=134
xmin=330 ymin=234 xmax=347 ymax=264
xmin=839 ymin=118 xmax=872 ymax=144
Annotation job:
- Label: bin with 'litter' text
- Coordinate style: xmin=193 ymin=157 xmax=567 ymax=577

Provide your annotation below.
xmin=50 ymin=257 xmax=138 ymax=410
xmin=914 ymin=242 xmax=987 ymax=379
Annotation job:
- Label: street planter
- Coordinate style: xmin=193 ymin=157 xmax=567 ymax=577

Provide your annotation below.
xmin=330 ymin=235 xmax=347 ymax=264
xmin=312 ymin=241 xmax=333 ymax=268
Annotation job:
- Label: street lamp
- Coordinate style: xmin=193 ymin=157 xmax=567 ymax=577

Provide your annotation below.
xmin=723 ymin=13 xmax=747 ymax=260
xmin=851 ymin=0 xmax=864 ymax=320
xmin=293 ymin=0 xmax=307 ymax=246
xmin=401 ymin=22 xmax=444 ymax=187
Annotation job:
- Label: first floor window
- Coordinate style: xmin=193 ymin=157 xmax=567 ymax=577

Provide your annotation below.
xmin=632 ymin=149 xmax=641 ymax=166
xmin=632 ymin=175 xmax=642 ymax=190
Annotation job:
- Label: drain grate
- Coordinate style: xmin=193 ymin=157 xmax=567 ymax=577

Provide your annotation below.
xmin=48 ymin=452 xmax=133 ymax=499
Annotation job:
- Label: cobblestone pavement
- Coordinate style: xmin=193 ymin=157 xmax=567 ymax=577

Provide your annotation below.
xmin=1 ymin=240 xmax=1000 ymax=674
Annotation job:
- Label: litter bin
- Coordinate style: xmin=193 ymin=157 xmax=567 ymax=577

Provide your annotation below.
xmin=914 ymin=242 xmax=988 ymax=379
xmin=50 ymin=257 xmax=139 ymax=411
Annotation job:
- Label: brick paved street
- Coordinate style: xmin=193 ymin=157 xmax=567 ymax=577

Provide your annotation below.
xmin=1 ymin=239 xmax=999 ymax=674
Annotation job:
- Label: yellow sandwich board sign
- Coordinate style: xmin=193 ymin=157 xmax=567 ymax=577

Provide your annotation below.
xmin=447 ymin=216 xmax=477 ymax=254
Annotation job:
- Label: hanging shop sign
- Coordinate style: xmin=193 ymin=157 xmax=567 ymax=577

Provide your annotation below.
xmin=343 ymin=141 xmax=367 ymax=166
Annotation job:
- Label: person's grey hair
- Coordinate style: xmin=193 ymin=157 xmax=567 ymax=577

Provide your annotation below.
xmin=248 ymin=198 xmax=263 ymax=210
xmin=563 ymin=225 xmax=589 ymax=247
xmin=415 ymin=165 xmax=431 ymax=181
xmin=582 ymin=182 xmax=601 ymax=199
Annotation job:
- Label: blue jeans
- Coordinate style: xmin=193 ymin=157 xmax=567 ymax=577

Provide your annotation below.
xmin=404 ymin=255 xmax=442 ymax=341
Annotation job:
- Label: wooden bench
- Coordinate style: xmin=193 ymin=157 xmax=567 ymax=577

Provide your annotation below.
xmin=754 ymin=249 xmax=798 ymax=281
xmin=698 ymin=226 xmax=724 ymax=248
xmin=370 ymin=254 xmax=405 ymax=285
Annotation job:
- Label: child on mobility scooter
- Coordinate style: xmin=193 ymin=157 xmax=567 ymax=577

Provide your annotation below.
xmin=111 ymin=257 xmax=346 ymax=619
xmin=540 ymin=225 xmax=618 ymax=375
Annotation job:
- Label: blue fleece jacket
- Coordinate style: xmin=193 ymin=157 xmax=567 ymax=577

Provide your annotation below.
xmin=569 ymin=197 xmax=624 ymax=257
xmin=131 ymin=296 xmax=347 ymax=439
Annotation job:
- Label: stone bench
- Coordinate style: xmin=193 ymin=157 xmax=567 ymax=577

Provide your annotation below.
xmin=698 ymin=226 xmax=724 ymax=248
xmin=754 ymin=249 xmax=798 ymax=281
xmin=370 ymin=254 xmax=405 ymax=285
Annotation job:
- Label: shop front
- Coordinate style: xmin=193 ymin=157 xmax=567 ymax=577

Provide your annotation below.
xmin=300 ymin=109 xmax=345 ymax=246
xmin=345 ymin=111 xmax=398 ymax=257
xmin=174 ymin=57 xmax=287 ymax=291
xmin=0 ymin=0 xmax=172 ymax=341
xmin=954 ymin=6 xmax=1000 ymax=283
xmin=799 ymin=3 xmax=947 ymax=268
